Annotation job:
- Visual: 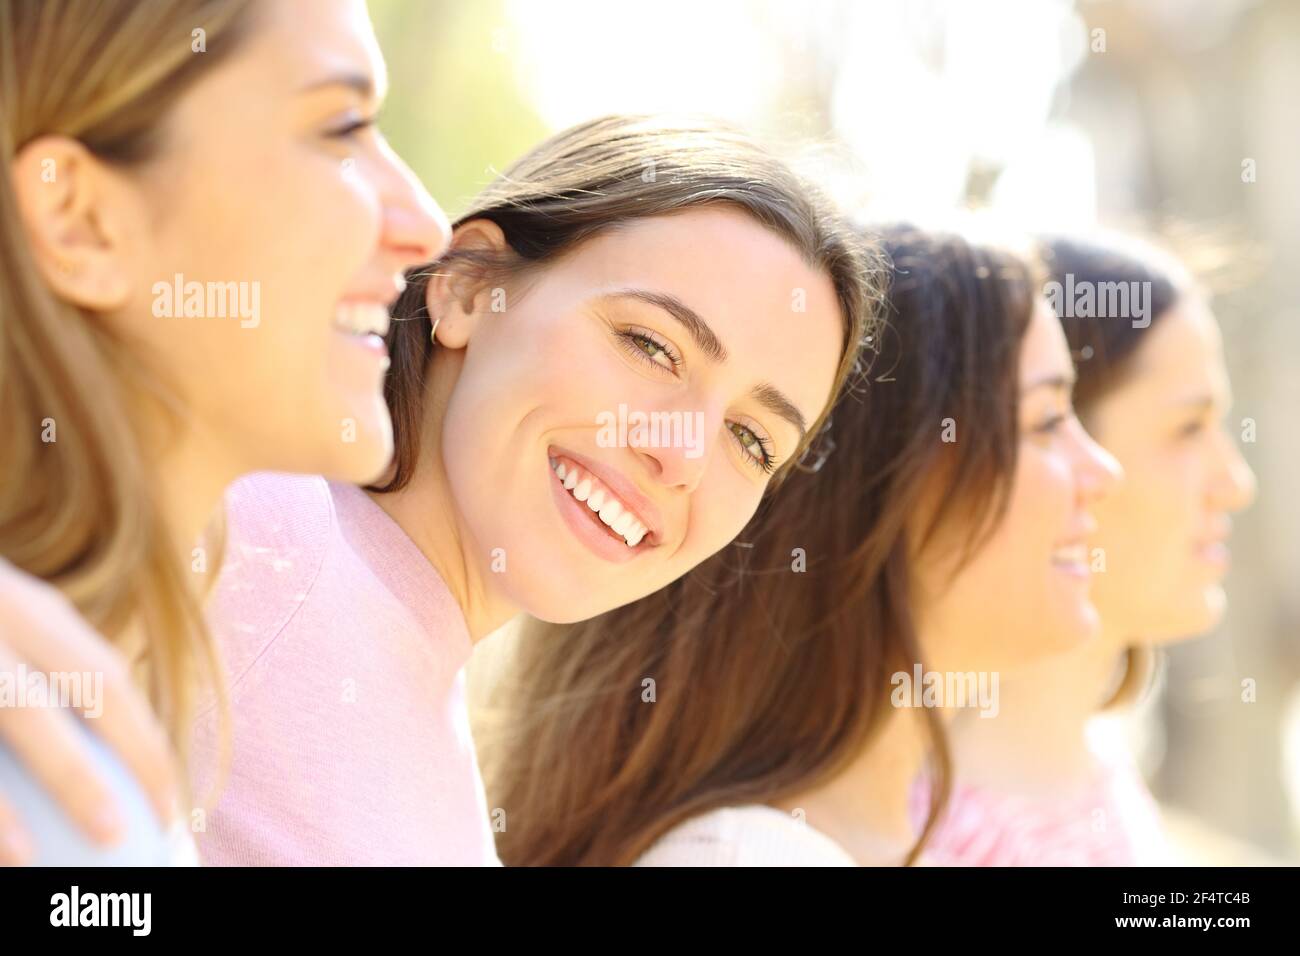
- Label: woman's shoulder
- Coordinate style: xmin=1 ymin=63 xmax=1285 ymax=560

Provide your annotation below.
xmin=634 ymin=804 xmax=857 ymax=867
xmin=207 ymin=473 xmax=337 ymax=679
xmin=221 ymin=471 xmax=335 ymax=554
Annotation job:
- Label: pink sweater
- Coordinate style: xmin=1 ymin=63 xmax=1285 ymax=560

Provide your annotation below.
xmin=190 ymin=473 xmax=500 ymax=866
xmin=911 ymin=719 xmax=1174 ymax=866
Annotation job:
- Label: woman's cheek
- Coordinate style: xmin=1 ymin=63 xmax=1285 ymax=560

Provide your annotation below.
xmin=1130 ymin=450 xmax=1192 ymax=562
xmin=1033 ymin=443 xmax=1077 ymax=524
xmin=293 ymin=150 xmax=382 ymax=261
xmin=1001 ymin=447 xmax=1073 ymax=590
xmin=694 ymin=465 xmax=766 ymax=558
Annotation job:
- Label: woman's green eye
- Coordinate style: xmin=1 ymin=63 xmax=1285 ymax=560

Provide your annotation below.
xmin=612 ymin=325 xmax=775 ymax=475
xmin=632 ymin=334 xmax=671 ymax=366
xmin=729 ymin=422 xmax=776 ymax=474
xmin=616 ymin=329 xmax=680 ymax=371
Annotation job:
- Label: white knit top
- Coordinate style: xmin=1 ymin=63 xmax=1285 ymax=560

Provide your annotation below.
xmin=633 ymin=805 xmax=858 ymax=866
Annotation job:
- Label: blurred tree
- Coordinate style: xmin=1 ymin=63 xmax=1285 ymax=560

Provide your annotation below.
xmin=369 ymin=0 xmax=549 ymax=218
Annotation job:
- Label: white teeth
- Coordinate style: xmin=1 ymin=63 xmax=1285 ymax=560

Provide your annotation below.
xmin=551 ymin=455 xmax=651 ymax=548
xmin=599 ymin=498 xmax=622 ymax=526
xmin=333 ymin=301 xmax=391 ymax=337
xmin=1052 ymin=544 xmax=1088 ymax=565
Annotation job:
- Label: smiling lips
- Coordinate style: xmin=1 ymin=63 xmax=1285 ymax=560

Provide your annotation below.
xmin=333 ymin=274 xmax=406 ymax=338
xmin=1048 ymin=538 xmax=1092 ymax=580
xmin=332 ymin=300 xmax=392 ymax=337
xmin=550 ymin=455 xmax=650 ymax=548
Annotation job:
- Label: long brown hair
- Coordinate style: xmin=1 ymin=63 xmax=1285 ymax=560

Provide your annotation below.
xmin=1038 ymin=234 xmax=1187 ymax=709
xmin=0 ymin=0 xmax=253 ymax=747
xmin=479 ymin=224 xmax=1040 ymax=866
xmin=370 ymin=114 xmax=879 ymax=493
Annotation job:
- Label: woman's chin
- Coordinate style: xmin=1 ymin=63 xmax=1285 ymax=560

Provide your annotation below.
xmin=318 ymin=413 xmax=394 ymax=486
xmin=1043 ymin=602 xmax=1103 ymax=659
xmin=1146 ymin=586 xmax=1226 ymax=645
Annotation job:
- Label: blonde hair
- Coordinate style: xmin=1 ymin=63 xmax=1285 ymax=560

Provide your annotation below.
xmin=0 ymin=0 xmax=253 ymax=751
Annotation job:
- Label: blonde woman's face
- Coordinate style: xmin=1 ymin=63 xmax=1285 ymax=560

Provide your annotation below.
xmin=434 ymin=206 xmax=846 ymax=623
xmin=111 ymin=0 xmax=449 ymax=483
xmin=1082 ymin=297 xmax=1256 ymax=643
xmin=916 ymin=299 xmax=1123 ymax=673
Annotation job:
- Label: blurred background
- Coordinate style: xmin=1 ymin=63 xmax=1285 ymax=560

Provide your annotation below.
xmin=369 ymin=0 xmax=1300 ymax=863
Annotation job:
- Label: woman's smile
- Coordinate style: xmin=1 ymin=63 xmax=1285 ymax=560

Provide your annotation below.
xmin=547 ymin=446 xmax=662 ymax=564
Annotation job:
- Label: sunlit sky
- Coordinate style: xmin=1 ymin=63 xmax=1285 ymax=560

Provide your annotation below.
xmin=504 ymin=0 xmax=1095 ymax=227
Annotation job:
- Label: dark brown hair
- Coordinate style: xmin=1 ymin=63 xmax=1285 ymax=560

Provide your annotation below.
xmin=370 ymin=114 xmax=880 ymax=494
xmin=478 ymin=224 xmax=1040 ymax=866
xmin=1040 ymin=235 xmax=1183 ymax=410
xmin=1039 ymin=234 xmax=1189 ymax=709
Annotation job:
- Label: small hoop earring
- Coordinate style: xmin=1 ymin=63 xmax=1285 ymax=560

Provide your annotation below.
xmin=430 ymin=316 xmax=441 ymax=345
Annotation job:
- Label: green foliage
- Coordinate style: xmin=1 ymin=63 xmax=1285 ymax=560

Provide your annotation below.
xmin=369 ymin=0 xmax=550 ymax=218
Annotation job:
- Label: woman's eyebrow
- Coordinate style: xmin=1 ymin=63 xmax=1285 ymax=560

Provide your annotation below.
xmin=296 ymin=70 xmax=384 ymax=102
xmin=751 ymin=382 xmax=807 ymax=442
xmin=1020 ymin=372 xmax=1076 ymax=395
xmin=602 ymin=289 xmax=728 ymax=362
xmin=598 ymin=288 xmax=807 ymax=441
xmin=1172 ymin=394 xmax=1217 ymax=412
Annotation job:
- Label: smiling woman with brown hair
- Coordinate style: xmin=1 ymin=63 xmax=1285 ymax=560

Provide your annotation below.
xmin=476 ymin=223 xmax=1121 ymax=866
xmin=187 ymin=112 xmax=882 ymax=865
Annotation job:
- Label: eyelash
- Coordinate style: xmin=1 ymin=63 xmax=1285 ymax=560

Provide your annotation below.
xmin=730 ymin=423 xmax=778 ymax=473
xmin=1034 ymin=413 xmax=1068 ymax=435
xmin=616 ymin=329 xmax=682 ymax=372
xmin=1179 ymin=419 xmax=1208 ymax=438
xmin=613 ymin=328 xmax=777 ymax=474
xmin=325 ymin=116 xmax=377 ymax=140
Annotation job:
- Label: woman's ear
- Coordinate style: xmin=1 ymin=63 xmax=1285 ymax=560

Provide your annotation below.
xmin=425 ymin=218 xmax=511 ymax=350
xmin=10 ymin=136 xmax=133 ymax=311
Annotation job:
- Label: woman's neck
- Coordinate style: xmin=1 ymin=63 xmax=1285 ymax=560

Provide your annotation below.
xmin=366 ymin=352 xmax=517 ymax=644
xmin=949 ymin=629 xmax=1128 ymax=794
xmin=109 ymin=412 xmax=242 ymax=660
xmin=772 ymin=708 xmax=928 ymax=866
xmin=159 ymin=430 xmax=237 ymax=573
